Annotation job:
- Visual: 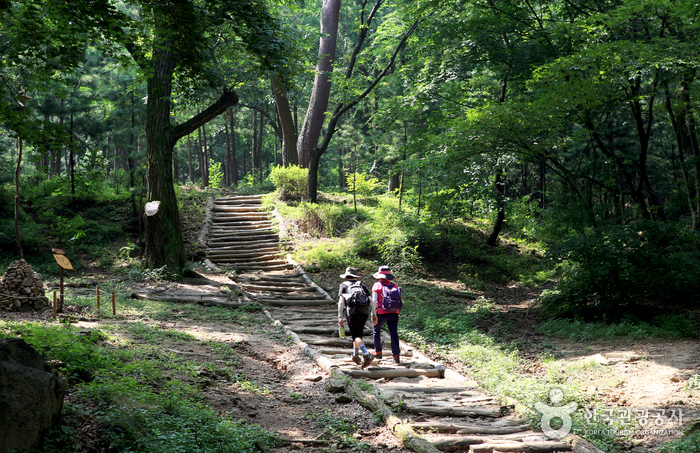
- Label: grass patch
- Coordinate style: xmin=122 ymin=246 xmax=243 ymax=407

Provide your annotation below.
xmin=537 ymin=315 xmax=699 ymax=341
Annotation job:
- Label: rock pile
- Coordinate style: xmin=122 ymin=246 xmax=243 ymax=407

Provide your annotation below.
xmin=0 ymin=260 xmax=50 ymax=311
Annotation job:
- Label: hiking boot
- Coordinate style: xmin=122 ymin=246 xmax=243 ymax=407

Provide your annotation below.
xmin=373 ymin=352 xmax=382 ymax=361
xmin=393 ymin=355 xmax=400 ymax=365
xmin=362 ymin=353 xmax=374 ymax=369
xmin=351 ymin=355 xmax=362 ymax=366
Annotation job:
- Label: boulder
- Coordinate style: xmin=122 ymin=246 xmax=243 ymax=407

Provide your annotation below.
xmin=0 ymin=338 xmax=66 ymax=453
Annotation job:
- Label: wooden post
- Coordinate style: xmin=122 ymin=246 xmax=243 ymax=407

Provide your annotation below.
xmin=53 ymin=292 xmax=56 ymax=318
xmin=112 ymin=292 xmax=116 ymax=315
xmin=97 ymin=286 xmax=100 ymax=309
xmin=59 ymin=268 xmax=64 ymax=311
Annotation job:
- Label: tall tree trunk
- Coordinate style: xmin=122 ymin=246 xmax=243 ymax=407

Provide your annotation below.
xmin=230 ymin=110 xmax=238 ymax=186
xmin=144 ymin=48 xmax=187 ymax=270
xmin=296 ymin=0 xmax=342 ymax=168
xmin=187 ymin=134 xmax=193 ymax=183
xmin=202 ymin=122 xmax=209 ymax=187
xmin=257 ymin=110 xmax=264 ymax=183
xmin=487 ymin=72 xmax=509 ymax=245
xmin=142 ymin=41 xmax=238 ymax=269
xmin=197 ymin=126 xmax=204 ymax=184
xmin=272 ymin=74 xmax=298 ymax=167
xmin=224 ymin=120 xmax=231 ymax=187
xmin=487 ymin=168 xmax=506 ymax=247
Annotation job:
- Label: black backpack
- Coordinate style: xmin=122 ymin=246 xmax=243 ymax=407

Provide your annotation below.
xmin=344 ymin=281 xmax=369 ymax=312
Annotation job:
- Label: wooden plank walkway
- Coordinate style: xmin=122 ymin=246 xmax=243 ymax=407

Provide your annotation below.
xmin=202 ymin=194 xmax=600 ymax=453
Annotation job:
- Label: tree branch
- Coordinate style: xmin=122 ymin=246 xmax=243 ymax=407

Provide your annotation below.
xmin=171 ymin=90 xmax=239 ymax=141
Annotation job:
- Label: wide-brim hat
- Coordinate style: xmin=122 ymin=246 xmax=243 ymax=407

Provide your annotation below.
xmin=340 ymin=266 xmax=360 ymax=279
xmin=373 ymin=265 xmax=395 ymax=281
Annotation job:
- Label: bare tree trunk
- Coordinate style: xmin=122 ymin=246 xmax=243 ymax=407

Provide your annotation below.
xmin=296 ymin=0 xmax=342 ymax=168
xmin=230 ymin=110 xmax=238 ymax=186
xmin=202 ymin=122 xmax=209 ymax=187
xmin=487 ymin=168 xmax=506 ymax=247
xmin=224 ymin=120 xmax=231 ymax=187
xmin=257 ymin=110 xmax=264 ymax=183
xmin=272 ymin=74 xmax=298 ymax=167
xmin=187 ymin=134 xmax=193 ymax=183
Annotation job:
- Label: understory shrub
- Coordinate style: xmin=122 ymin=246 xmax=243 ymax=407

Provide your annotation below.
xmin=270 ymin=165 xmax=307 ymax=201
xmin=541 ymin=220 xmax=700 ymax=319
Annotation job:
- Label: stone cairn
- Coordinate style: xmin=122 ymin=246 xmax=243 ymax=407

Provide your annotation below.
xmin=0 ymin=260 xmax=50 ymax=311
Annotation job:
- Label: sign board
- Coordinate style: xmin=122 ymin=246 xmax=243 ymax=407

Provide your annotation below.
xmin=53 ymin=254 xmax=73 ymax=270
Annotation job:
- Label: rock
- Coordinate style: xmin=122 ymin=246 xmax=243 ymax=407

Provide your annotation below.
xmin=326 ymin=379 xmax=346 ymax=393
xmin=0 ymin=338 xmax=66 ymax=453
xmin=335 ymin=395 xmax=353 ymax=404
xmin=304 ymin=375 xmax=323 ymax=382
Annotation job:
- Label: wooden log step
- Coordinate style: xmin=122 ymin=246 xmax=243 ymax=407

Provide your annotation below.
xmin=206 ymin=248 xmax=281 ymax=257
xmin=213 ymin=205 xmax=267 ymax=212
xmin=207 ymin=250 xmax=281 ymax=259
xmin=210 ymin=224 xmax=275 ymax=231
xmin=248 ymin=290 xmax=326 ymax=298
xmin=208 ymin=239 xmax=283 ymax=248
xmin=238 ymin=279 xmax=307 ymax=288
xmin=213 ymin=213 xmax=269 ymax=220
xmin=209 ymin=254 xmax=284 ymax=264
xmin=403 ymin=402 xmax=507 ymax=418
xmin=284 ymin=326 xmax=368 ymax=335
xmin=238 ymin=275 xmax=307 ymax=284
xmin=469 ymin=440 xmax=571 ymax=453
xmin=411 ymin=421 xmax=531 ymax=435
xmin=341 ymin=367 xmax=445 ymax=379
xmin=317 ymin=347 xmax=413 ymax=356
xmin=215 ymin=264 xmax=293 ymax=272
xmin=266 ymin=306 xmax=337 ymax=312
xmin=211 ymin=219 xmax=271 ymax=226
xmin=209 ymin=228 xmax=277 ymax=236
xmin=261 ymin=300 xmax=337 ymax=308
xmin=209 ymin=226 xmax=277 ymax=234
xmin=215 ymin=196 xmax=262 ymax=201
xmin=378 ymin=386 xmax=478 ymax=395
xmin=240 ymin=284 xmax=317 ymax=292
xmin=212 ymin=257 xmax=289 ymax=265
xmin=208 ymin=233 xmax=280 ymax=241
xmin=208 ymin=241 xmax=281 ymax=249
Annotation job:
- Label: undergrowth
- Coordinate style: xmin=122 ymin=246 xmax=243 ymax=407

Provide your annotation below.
xmin=0 ymin=297 xmax=278 ymax=453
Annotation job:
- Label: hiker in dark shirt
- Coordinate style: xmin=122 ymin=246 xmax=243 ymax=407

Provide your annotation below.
xmin=337 ymin=267 xmax=374 ymax=368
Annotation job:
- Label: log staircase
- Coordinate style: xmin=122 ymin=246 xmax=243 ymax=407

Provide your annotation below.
xmin=202 ymin=194 xmax=593 ymax=453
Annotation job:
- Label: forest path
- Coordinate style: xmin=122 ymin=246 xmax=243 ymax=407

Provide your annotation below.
xmin=200 ymin=194 xmax=589 ymax=453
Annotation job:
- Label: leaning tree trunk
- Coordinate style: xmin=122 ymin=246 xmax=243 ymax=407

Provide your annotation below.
xmin=296 ymin=0 xmax=341 ymax=168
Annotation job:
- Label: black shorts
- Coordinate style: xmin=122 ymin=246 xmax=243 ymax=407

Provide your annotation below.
xmin=346 ymin=311 xmax=368 ymax=340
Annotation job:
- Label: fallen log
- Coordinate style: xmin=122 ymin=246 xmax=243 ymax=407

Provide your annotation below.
xmin=130 ymin=292 xmax=244 ymax=308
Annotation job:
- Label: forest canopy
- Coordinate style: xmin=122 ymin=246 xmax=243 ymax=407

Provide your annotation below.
xmin=1 ymin=0 xmax=700 ymax=319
